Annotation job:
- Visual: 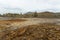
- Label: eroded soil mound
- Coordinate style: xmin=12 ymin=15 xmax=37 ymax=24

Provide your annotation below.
xmin=0 ymin=23 xmax=60 ymax=40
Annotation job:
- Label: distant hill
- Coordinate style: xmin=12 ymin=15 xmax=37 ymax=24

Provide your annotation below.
xmin=1 ymin=11 xmax=60 ymax=18
xmin=22 ymin=11 xmax=60 ymax=18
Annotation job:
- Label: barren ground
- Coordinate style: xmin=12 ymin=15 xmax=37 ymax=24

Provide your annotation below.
xmin=0 ymin=18 xmax=60 ymax=40
xmin=0 ymin=18 xmax=60 ymax=32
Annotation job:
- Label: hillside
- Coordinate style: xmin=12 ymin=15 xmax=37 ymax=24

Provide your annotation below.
xmin=0 ymin=11 xmax=60 ymax=18
xmin=23 ymin=12 xmax=60 ymax=18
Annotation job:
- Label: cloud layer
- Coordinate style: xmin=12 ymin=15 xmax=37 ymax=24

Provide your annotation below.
xmin=0 ymin=0 xmax=60 ymax=14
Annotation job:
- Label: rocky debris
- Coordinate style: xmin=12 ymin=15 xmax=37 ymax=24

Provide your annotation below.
xmin=0 ymin=23 xmax=60 ymax=40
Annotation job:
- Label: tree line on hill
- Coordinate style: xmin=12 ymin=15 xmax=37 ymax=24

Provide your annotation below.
xmin=0 ymin=11 xmax=60 ymax=18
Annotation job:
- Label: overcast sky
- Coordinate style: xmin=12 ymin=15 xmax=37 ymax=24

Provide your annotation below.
xmin=0 ymin=0 xmax=60 ymax=14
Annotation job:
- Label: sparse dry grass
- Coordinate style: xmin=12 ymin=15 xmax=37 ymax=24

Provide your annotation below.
xmin=0 ymin=19 xmax=26 ymax=25
xmin=0 ymin=23 xmax=60 ymax=40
